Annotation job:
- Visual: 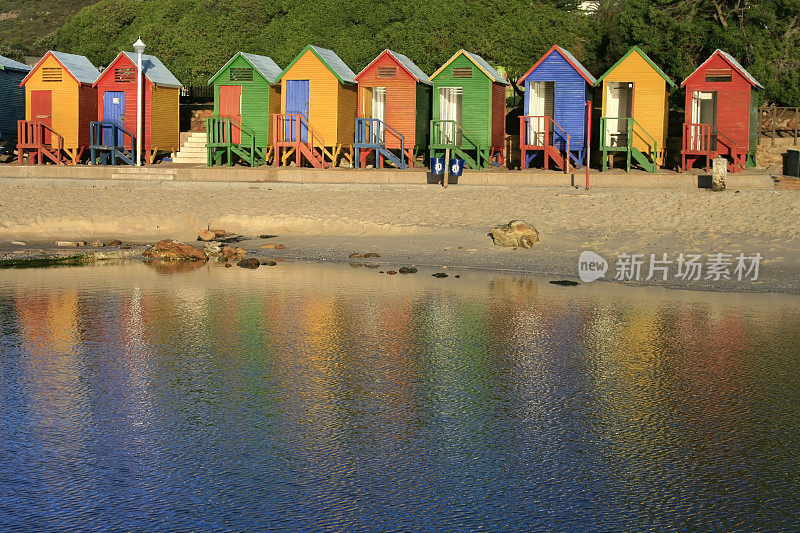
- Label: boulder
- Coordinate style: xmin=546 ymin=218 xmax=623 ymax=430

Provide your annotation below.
xmin=237 ymin=258 xmax=260 ymax=269
xmin=490 ymin=220 xmax=540 ymax=249
xmin=198 ymin=230 xmax=217 ymax=242
xmin=106 ymin=239 xmax=123 ymax=246
xmin=222 ymin=246 xmax=247 ymax=260
xmin=363 ymin=252 xmax=380 ymax=258
xmin=142 ymin=240 xmax=207 ymax=262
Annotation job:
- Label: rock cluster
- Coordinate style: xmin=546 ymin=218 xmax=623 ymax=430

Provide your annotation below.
xmin=490 ymin=220 xmax=540 ymax=249
xmin=142 ymin=240 xmax=207 ymax=262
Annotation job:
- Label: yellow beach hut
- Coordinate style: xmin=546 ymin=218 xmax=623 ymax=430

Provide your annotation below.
xmin=596 ymin=46 xmax=676 ymax=172
xmin=272 ymin=45 xmax=357 ymax=168
xmin=18 ymin=51 xmax=99 ymax=164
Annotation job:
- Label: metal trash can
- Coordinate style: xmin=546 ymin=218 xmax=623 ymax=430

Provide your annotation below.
xmin=449 ymin=158 xmax=464 ymax=177
xmin=430 ymin=157 xmax=445 ymax=175
xmin=785 ymin=150 xmax=800 ymax=177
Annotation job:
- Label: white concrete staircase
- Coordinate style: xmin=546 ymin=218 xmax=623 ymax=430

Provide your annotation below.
xmin=171 ymin=132 xmax=208 ymax=164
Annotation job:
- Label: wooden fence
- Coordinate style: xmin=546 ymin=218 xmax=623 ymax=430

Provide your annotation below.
xmin=759 ymin=106 xmax=800 ymax=145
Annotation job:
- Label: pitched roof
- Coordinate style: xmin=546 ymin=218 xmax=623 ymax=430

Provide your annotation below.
xmin=208 ymin=52 xmax=282 ymax=85
xmin=0 ymin=54 xmax=31 ymax=73
xmin=594 ymin=46 xmax=676 ymax=88
xmin=119 ymin=52 xmax=182 ymax=88
xmin=430 ymin=49 xmax=509 ymax=85
xmin=355 ymin=49 xmax=431 ymax=85
xmin=277 ymin=45 xmax=356 ymax=85
xmin=680 ymin=49 xmax=763 ymax=89
xmin=517 ymin=45 xmax=596 ymax=86
xmin=21 ymin=51 xmax=99 ymax=86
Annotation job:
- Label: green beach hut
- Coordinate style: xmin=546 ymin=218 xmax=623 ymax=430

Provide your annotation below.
xmin=207 ymin=52 xmax=282 ymax=166
xmin=429 ymin=50 xmax=509 ymax=169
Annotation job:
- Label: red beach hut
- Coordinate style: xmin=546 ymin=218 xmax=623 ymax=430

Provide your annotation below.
xmin=680 ymin=50 xmax=762 ymax=172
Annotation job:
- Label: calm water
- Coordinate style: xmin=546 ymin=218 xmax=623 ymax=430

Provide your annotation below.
xmin=1 ymin=262 xmax=799 ymax=531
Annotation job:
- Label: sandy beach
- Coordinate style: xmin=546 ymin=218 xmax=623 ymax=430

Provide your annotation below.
xmin=0 ymin=179 xmax=798 ymax=293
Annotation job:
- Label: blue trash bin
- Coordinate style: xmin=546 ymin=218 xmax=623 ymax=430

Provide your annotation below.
xmin=449 ymin=158 xmax=464 ymax=177
xmin=431 ymin=157 xmax=445 ymax=175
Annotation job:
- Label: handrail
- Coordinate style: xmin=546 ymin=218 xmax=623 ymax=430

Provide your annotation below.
xmin=273 ymin=113 xmax=334 ymax=165
xmin=520 ymin=115 xmax=571 ymax=172
xmin=601 ymin=116 xmax=657 ymax=158
xmin=17 ymin=120 xmax=64 ymax=151
xmin=355 ymin=118 xmax=406 ymax=169
xmin=430 ymin=119 xmax=483 ymax=151
xmin=90 ymin=121 xmax=136 ymax=151
xmin=683 ymin=122 xmax=740 ymax=153
xmin=207 ymin=116 xmax=256 ymax=145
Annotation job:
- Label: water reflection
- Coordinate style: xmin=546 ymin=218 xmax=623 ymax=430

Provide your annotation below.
xmin=1 ymin=264 xmax=799 ymax=531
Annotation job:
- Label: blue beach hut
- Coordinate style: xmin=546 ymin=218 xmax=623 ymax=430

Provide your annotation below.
xmin=0 ymin=54 xmax=32 ymax=155
xmin=518 ymin=45 xmax=595 ymax=170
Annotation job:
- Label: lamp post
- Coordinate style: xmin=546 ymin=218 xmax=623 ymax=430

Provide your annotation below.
xmin=133 ymin=37 xmax=146 ymax=166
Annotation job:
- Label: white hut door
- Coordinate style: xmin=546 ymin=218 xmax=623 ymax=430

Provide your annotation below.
xmin=529 ymin=81 xmax=554 ymax=146
xmin=691 ymin=91 xmax=717 ymax=150
xmin=605 ymin=82 xmax=633 ymax=147
xmin=372 ymin=87 xmax=386 ymax=143
xmin=438 ymin=87 xmax=463 ymax=145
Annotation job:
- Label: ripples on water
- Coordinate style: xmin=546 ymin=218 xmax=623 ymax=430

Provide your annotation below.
xmin=0 ymin=263 xmax=798 ymax=531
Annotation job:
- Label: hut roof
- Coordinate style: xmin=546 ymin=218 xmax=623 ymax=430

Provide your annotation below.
xmin=117 ymin=52 xmax=182 ymax=88
xmin=680 ymin=49 xmax=763 ymax=89
xmin=430 ymin=50 xmax=509 ymax=86
xmin=278 ymin=45 xmax=356 ymax=85
xmin=594 ymin=46 xmax=676 ymax=89
xmin=0 ymin=54 xmax=32 ymax=73
xmin=517 ymin=45 xmax=596 ymax=86
xmin=208 ymin=52 xmax=282 ymax=85
xmin=356 ymin=49 xmax=431 ymax=85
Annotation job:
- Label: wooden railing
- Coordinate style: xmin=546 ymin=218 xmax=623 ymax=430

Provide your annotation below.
xmin=430 ymin=119 xmax=483 ymax=153
xmin=272 ymin=113 xmax=334 ymax=166
xmin=760 ymin=106 xmax=800 ymax=146
xmin=355 ymin=118 xmax=406 ymax=169
xmin=17 ymin=120 xmax=63 ymax=151
xmin=90 ymin=121 xmax=136 ymax=151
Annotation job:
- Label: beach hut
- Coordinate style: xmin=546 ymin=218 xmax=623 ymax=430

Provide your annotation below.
xmin=596 ymin=46 xmax=676 ymax=172
xmin=272 ymin=45 xmax=357 ymax=168
xmin=91 ymin=51 xmax=182 ymax=165
xmin=518 ymin=45 xmax=595 ymax=170
xmin=680 ymin=50 xmax=762 ymax=173
xmin=0 ymin=55 xmax=32 ymax=156
xmin=354 ymin=49 xmax=431 ymax=169
xmin=18 ymin=51 xmax=99 ymax=164
xmin=207 ymin=52 xmax=282 ymax=167
xmin=429 ymin=50 xmax=508 ymax=170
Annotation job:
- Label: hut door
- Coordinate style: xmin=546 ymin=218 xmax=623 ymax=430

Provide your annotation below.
xmin=528 ymin=81 xmax=554 ymax=146
xmin=220 ymin=85 xmax=242 ymax=144
xmin=371 ymin=87 xmax=386 ymax=142
xmin=438 ymin=87 xmax=462 ymax=145
xmin=605 ymin=82 xmax=632 ymax=147
xmin=103 ymin=91 xmax=126 ymax=146
xmin=286 ymin=80 xmax=309 ymax=142
xmin=691 ymin=91 xmax=717 ymax=150
xmin=31 ymin=90 xmax=52 ymax=144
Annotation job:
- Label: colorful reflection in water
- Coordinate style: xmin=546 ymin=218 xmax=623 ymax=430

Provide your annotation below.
xmin=0 ymin=263 xmax=798 ymax=531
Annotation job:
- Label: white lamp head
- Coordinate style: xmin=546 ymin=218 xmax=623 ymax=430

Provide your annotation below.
xmin=133 ymin=37 xmax=146 ymax=55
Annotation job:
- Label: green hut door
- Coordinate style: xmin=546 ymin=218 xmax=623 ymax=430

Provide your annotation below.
xmin=438 ymin=87 xmax=462 ymax=145
xmin=220 ymin=85 xmax=242 ymax=144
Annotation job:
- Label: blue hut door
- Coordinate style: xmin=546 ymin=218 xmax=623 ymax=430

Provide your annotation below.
xmin=286 ymin=80 xmax=309 ymax=142
xmin=103 ymin=91 xmax=125 ymax=146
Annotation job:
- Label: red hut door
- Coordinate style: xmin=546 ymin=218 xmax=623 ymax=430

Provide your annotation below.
xmin=31 ymin=90 xmax=53 ymax=144
xmin=220 ymin=85 xmax=242 ymax=144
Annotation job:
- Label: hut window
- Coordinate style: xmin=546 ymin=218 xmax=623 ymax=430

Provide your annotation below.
xmin=230 ymin=68 xmax=254 ymax=82
xmin=452 ymin=67 xmax=473 ymax=79
xmin=705 ymin=68 xmax=732 ymax=82
xmin=114 ymin=68 xmax=136 ymax=83
xmin=42 ymin=68 xmax=61 ymax=82
xmin=377 ymin=67 xmax=397 ymax=78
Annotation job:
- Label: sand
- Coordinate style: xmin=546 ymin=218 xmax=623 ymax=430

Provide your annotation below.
xmin=0 ymin=180 xmax=798 ymax=293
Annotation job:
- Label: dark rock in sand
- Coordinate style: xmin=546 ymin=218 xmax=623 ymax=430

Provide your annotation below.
xmin=387 ymin=270 xmax=397 ymax=275
xmin=432 ymin=272 xmax=448 ymax=278
xmin=549 ymin=280 xmax=579 ymax=286
xmin=142 ymin=240 xmax=207 ymax=262
xmin=225 ymin=263 xmax=232 ymax=268
xmin=237 ymin=258 xmax=260 ymax=269
xmin=106 ymin=239 xmax=123 ymax=246
xmin=262 ymin=260 xmax=278 ymax=266
xmin=349 ymin=253 xmax=364 ymax=259
xmin=259 ymin=234 xmax=278 ymax=239
xmin=455 ymin=275 xmax=460 ymax=278
xmin=398 ymin=267 xmax=418 ymax=274
xmin=198 ymin=230 xmax=217 ymax=242
xmin=363 ymin=252 xmax=381 ymax=258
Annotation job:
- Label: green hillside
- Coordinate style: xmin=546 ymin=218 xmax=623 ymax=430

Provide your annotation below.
xmin=0 ymin=0 xmax=98 ymax=60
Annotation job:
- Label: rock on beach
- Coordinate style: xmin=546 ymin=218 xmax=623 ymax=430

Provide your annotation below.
xmin=491 ymin=220 xmax=540 ymax=249
xmin=142 ymin=240 xmax=207 ymax=261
